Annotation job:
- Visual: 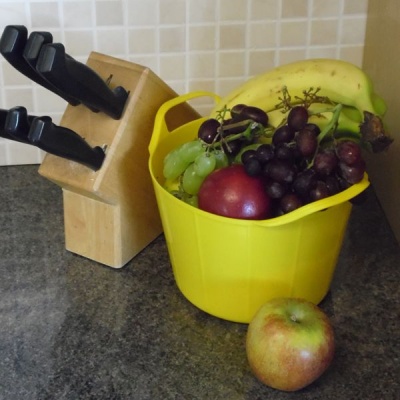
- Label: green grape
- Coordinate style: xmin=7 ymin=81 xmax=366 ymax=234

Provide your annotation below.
xmin=164 ymin=146 xmax=179 ymax=164
xmin=193 ymin=152 xmax=216 ymax=177
xmin=184 ymin=194 xmax=198 ymax=208
xmin=180 ymin=140 xmax=205 ymax=163
xmin=163 ymin=140 xmax=204 ymax=180
xmin=214 ymin=150 xmax=229 ymax=169
xmin=182 ymin=163 xmax=205 ymax=195
xmin=163 ymin=150 xmax=189 ymax=180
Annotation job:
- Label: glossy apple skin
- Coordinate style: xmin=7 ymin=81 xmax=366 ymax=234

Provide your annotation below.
xmin=246 ymin=298 xmax=335 ymax=392
xmin=198 ymin=164 xmax=271 ymax=220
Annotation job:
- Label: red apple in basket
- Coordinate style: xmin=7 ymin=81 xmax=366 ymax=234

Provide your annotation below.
xmin=246 ymin=298 xmax=335 ymax=392
xmin=198 ymin=164 xmax=271 ymax=219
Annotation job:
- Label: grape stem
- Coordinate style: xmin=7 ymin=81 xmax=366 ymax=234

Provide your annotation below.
xmin=276 ymin=86 xmax=330 ymax=111
xmin=307 ymin=103 xmax=343 ymax=169
xmin=317 ymin=103 xmax=343 ymax=144
xmin=207 ymin=120 xmax=273 ymax=151
xmin=220 ymin=118 xmax=255 ymax=134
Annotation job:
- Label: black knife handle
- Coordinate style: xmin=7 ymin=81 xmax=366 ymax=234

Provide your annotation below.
xmin=25 ymin=32 xmax=73 ymax=71
xmin=23 ymin=31 xmax=53 ymax=65
xmin=0 ymin=109 xmax=6 ymax=128
xmin=24 ymin=32 xmax=100 ymax=112
xmin=0 ymin=25 xmax=81 ymax=106
xmin=28 ymin=117 xmax=105 ymax=170
xmin=0 ymin=109 xmax=17 ymax=141
xmin=0 ymin=107 xmax=33 ymax=144
xmin=4 ymin=106 xmax=35 ymax=144
xmin=37 ymin=43 xmax=128 ymax=119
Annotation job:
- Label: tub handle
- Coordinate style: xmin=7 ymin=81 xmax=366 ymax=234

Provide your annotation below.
xmin=254 ymin=173 xmax=370 ymax=227
xmin=149 ymin=91 xmax=221 ymax=155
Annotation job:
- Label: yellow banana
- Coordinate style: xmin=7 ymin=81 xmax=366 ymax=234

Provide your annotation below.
xmin=264 ymin=102 xmax=362 ymax=141
xmin=266 ymin=108 xmax=287 ymax=128
xmin=211 ymin=58 xmax=385 ymax=119
xmin=370 ymin=92 xmax=387 ymax=116
xmin=307 ymin=104 xmax=361 ymax=134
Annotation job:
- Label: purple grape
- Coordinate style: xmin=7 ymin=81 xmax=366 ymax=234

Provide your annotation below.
xmin=313 ymin=149 xmax=338 ymax=176
xmin=256 ymin=144 xmax=274 ymax=164
xmin=198 ymin=118 xmax=220 ymax=144
xmin=287 ymin=106 xmax=308 ymax=131
xmin=265 ymin=179 xmax=288 ymax=199
xmin=339 ymin=160 xmax=366 ymax=184
xmin=274 ymin=143 xmax=294 ymax=161
xmin=325 ymin=175 xmax=341 ymax=195
xmin=337 ymin=175 xmax=352 ymax=191
xmin=280 ymin=193 xmax=303 ymax=214
xmin=239 ymin=106 xmax=269 ymax=126
xmin=264 ymin=159 xmax=296 ymax=184
xmin=230 ymin=103 xmax=247 ymax=118
xmin=244 ymin=157 xmax=262 ymax=176
xmin=310 ymin=181 xmax=330 ymax=201
xmin=295 ymin=128 xmax=318 ymax=158
xmin=292 ymin=169 xmax=317 ymax=198
xmin=222 ymin=138 xmax=242 ymax=156
xmin=272 ymin=125 xmax=295 ymax=145
xmin=336 ymin=140 xmax=362 ymax=166
xmin=241 ymin=149 xmax=257 ymax=164
xmin=304 ymin=123 xmax=321 ymax=136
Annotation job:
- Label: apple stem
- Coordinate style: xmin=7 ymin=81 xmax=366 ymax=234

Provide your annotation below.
xmin=290 ymin=314 xmax=298 ymax=323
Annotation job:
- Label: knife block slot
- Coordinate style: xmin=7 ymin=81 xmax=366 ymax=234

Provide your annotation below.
xmin=39 ymin=52 xmax=199 ymax=268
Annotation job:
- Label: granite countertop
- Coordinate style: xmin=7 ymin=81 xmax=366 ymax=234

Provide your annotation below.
xmin=0 ymin=165 xmax=399 ymax=400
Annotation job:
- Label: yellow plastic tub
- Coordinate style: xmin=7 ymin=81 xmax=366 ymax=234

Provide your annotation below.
xmin=149 ymin=92 xmax=370 ymax=323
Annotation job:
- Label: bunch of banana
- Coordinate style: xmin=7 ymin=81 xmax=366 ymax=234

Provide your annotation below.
xmin=210 ymin=58 xmax=392 ymax=151
xmin=266 ymin=102 xmax=361 ymax=132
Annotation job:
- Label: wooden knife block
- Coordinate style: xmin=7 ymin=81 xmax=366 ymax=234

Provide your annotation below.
xmin=39 ymin=52 xmax=199 ymax=268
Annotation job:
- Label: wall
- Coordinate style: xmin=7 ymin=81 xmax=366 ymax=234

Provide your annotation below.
xmin=363 ymin=0 xmax=400 ymax=244
xmin=0 ymin=0 xmax=368 ymax=166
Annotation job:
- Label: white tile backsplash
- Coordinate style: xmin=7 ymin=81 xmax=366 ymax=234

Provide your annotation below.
xmin=0 ymin=0 xmax=368 ymax=166
xmin=30 ymin=2 xmax=61 ymax=28
xmin=62 ymin=1 xmax=94 ymax=29
xmin=159 ymin=0 xmax=186 ymax=25
xmin=219 ymin=0 xmax=248 ymax=22
xmin=282 ymin=0 xmax=309 ymax=19
xmin=96 ymin=0 xmax=124 ymax=27
xmin=312 ymin=0 xmax=341 ymax=17
xmin=310 ymin=19 xmax=339 ymax=46
xmin=250 ymin=0 xmax=280 ymax=21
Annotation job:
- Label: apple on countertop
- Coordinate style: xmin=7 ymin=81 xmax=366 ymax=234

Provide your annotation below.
xmin=246 ymin=297 xmax=335 ymax=392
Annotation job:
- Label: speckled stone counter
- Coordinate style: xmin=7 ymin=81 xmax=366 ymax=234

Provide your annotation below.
xmin=0 ymin=165 xmax=399 ymax=400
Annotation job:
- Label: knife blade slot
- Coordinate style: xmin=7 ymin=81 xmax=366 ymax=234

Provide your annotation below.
xmin=105 ymin=74 xmax=113 ymax=86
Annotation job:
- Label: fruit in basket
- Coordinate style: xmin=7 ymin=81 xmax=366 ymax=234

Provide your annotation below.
xmin=198 ymin=164 xmax=271 ymax=220
xmin=163 ymin=140 xmax=205 ymax=181
xmin=246 ymin=298 xmax=335 ymax=392
xmin=210 ymin=58 xmax=392 ymax=153
xmin=210 ymin=58 xmax=387 ymax=121
xmin=162 ymin=59 xmax=393 ymax=217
